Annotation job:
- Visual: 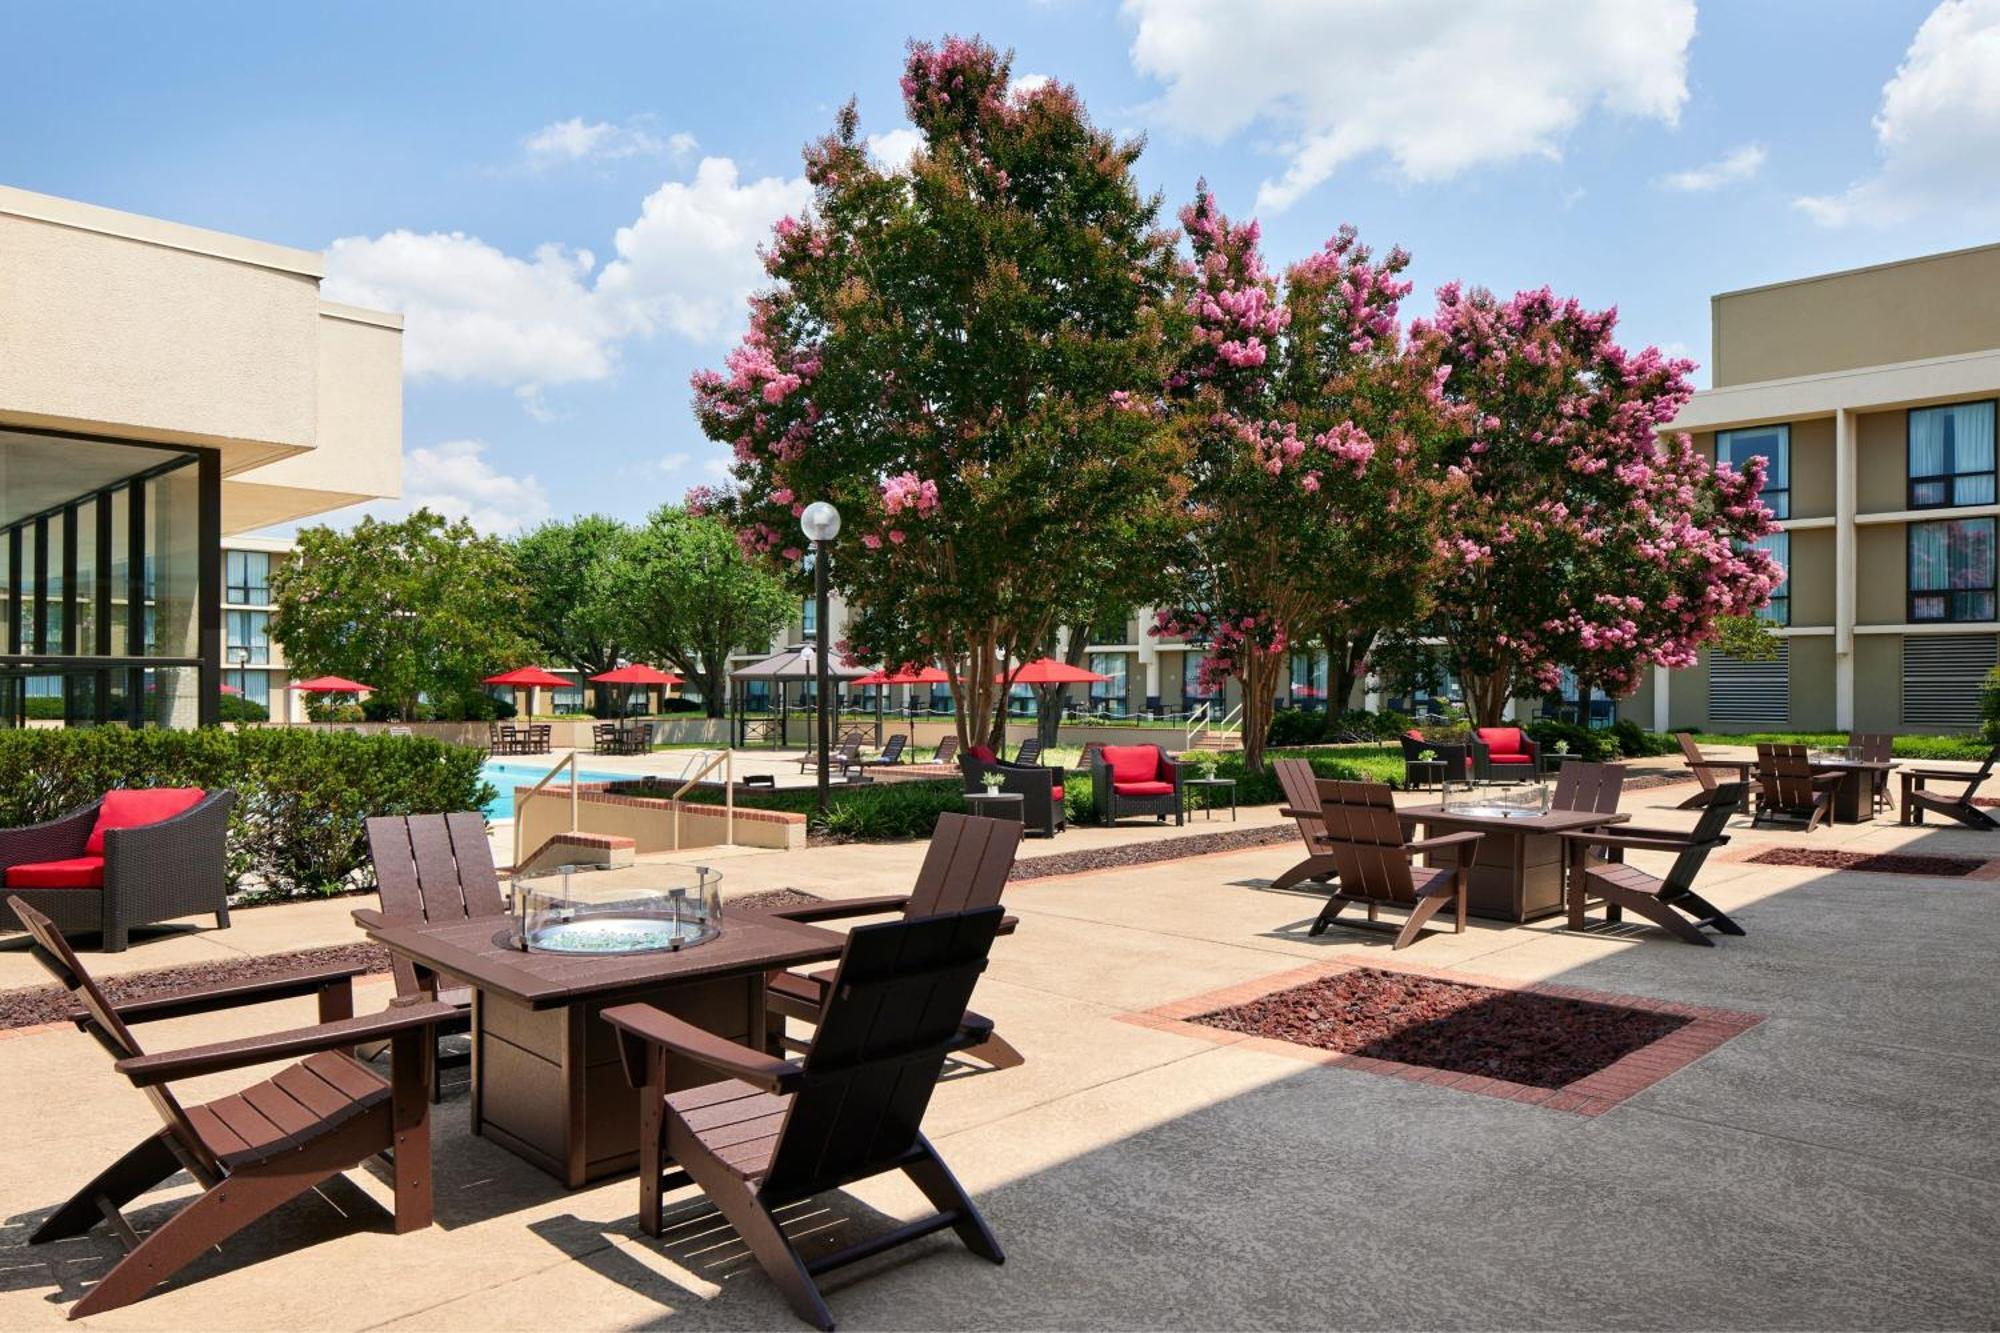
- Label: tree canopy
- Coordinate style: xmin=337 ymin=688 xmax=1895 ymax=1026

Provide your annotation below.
xmin=511 ymin=515 xmax=632 ymax=680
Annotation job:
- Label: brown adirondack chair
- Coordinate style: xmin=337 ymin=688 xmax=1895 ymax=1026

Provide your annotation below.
xmin=8 ymin=897 xmax=451 ymax=1319
xmin=763 ymin=812 xmax=1024 ymax=1068
xmin=358 ymin=812 xmax=507 ymax=1099
xmin=1901 ymin=742 xmax=2000 ymax=830
xmin=604 ymin=905 xmax=1007 ymax=1331
xmin=1850 ymin=731 xmax=1894 ymax=814
xmin=1306 ymin=780 xmax=1481 ymax=948
xmin=1271 ymin=757 xmax=1338 ymax=891
xmin=1552 ymin=760 xmax=1626 ymax=814
xmin=1560 ymin=783 xmax=1747 ymax=945
xmin=1752 ymin=743 xmax=1843 ymax=831
xmin=1675 ymin=732 xmax=1752 ymax=810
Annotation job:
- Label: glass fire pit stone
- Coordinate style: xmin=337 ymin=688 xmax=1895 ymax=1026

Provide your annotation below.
xmin=512 ymin=862 xmax=724 ymax=956
xmin=1443 ymin=782 xmax=1551 ymax=819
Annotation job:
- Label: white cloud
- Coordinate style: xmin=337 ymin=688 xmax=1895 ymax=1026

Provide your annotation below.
xmin=392 ymin=440 xmax=551 ymax=535
xmin=656 ymin=451 xmax=691 ymax=474
xmin=324 ymin=156 xmax=809 ymax=403
xmin=1008 ymin=73 xmax=1053 ymax=100
xmin=703 ymin=458 xmax=731 ymax=479
xmin=1658 ymin=143 xmax=1767 ymax=192
xmin=1122 ymin=0 xmax=1696 ymax=212
xmin=866 ymin=127 xmax=925 ymax=171
xmin=1795 ymin=0 xmax=2000 ymax=226
xmin=522 ymin=117 xmax=690 ymax=170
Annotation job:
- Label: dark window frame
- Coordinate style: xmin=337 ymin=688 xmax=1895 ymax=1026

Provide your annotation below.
xmin=1908 ymin=517 xmax=1998 ymax=624
xmin=1716 ymin=423 xmax=1790 ymax=521
xmin=1908 ymin=398 xmax=1999 ymax=511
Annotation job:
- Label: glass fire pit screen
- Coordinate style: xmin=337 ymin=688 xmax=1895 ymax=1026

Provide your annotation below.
xmin=510 ymin=863 xmax=724 ymax=956
xmin=1443 ymin=783 xmax=1551 ymax=819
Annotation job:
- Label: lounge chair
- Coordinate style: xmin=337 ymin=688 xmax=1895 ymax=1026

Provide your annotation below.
xmin=1013 ymin=737 xmax=1043 ymax=766
xmin=1090 ymin=743 xmax=1184 ymax=825
xmin=855 ymin=733 xmax=908 ymax=770
xmin=1900 ymin=742 xmax=2000 ymax=830
xmin=1470 ymin=726 xmax=1540 ymax=785
xmin=357 ymin=812 xmax=505 ymax=1100
xmin=1560 ymin=783 xmax=1747 ymax=944
xmin=960 ymin=746 xmax=1066 ymax=836
xmin=1752 ymin=743 xmax=1842 ymax=831
xmin=1850 ymin=731 xmax=1894 ymax=814
xmin=7 ymin=897 xmax=451 ymax=1319
xmin=1271 ymin=757 xmax=1338 ymax=891
xmin=1674 ymin=732 xmax=1752 ymax=810
xmin=0 ymin=788 xmax=235 ymax=952
xmin=605 ymin=904 xmax=1007 ymax=1331
xmin=797 ymin=737 xmax=862 ymax=773
xmin=1305 ymin=780 xmax=1479 ymax=948
xmin=932 ymin=735 xmax=960 ymax=765
xmin=763 ymin=811 xmax=1023 ymax=1069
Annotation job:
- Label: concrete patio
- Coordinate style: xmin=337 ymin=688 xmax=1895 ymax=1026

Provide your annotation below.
xmin=2 ymin=768 xmax=1996 ymax=1329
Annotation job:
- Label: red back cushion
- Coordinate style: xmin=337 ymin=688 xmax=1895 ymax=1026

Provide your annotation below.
xmin=1405 ymin=729 xmax=1425 ymax=742
xmin=86 ymin=788 xmax=206 ymax=855
xmin=968 ymin=745 xmax=998 ymax=763
xmin=1474 ymin=728 xmax=1525 ymax=756
xmin=1101 ymin=745 xmax=1159 ymax=784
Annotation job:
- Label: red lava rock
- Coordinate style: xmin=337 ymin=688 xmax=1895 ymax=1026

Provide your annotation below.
xmin=1746 ymin=848 xmax=1984 ymax=877
xmin=1191 ymin=968 xmax=1690 ymax=1090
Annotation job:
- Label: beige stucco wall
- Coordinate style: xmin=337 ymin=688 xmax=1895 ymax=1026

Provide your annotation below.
xmin=1789 ymin=417 xmax=1836 ymax=521
xmin=1787 ymin=636 xmax=1838 ymax=732
xmin=1852 ymin=636 xmax=1904 ymax=733
xmin=1856 ymin=525 xmax=1909 ymax=625
xmin=1714 ymin=242 xmax=2000 ymax=386
xmin=1856 ymin=409 xmax=1907 ymax=515
xmin=1787 ymin=527 xmax=1837 ymax=627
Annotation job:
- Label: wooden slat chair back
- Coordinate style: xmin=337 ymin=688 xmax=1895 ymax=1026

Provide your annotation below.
xmin=1561 ymin=784 xmax=1747 ymax=945
xmin=904 ymin=811 xmax=1021 ymax=916
xmin=1270 ymin=758 xmax=1338 ymax=892
xmin=1552 ymin=761 xmax=1626 ymax=814
xmin=1663 ymin=794 xmax=1741 ymax=894
xmin=876 ymin=734 xmax=907 ymax=763
xmin=932 ymin=735 xmax=959 ymax=765
xmin=1675 ymin=731 xmax=1714 ymax=790
xmin=1754 ymin=743 xmax=1841 ymax=830
xmin=1851 ymin=731 xmax=1894 ymax=812
xmin=1305 ymin=780 xmax=1479 ymax=949
xmin=1013 ymin=738 xmax=1043 ymax=766
xmin=366 ymin=813 xmax=507 ymax=998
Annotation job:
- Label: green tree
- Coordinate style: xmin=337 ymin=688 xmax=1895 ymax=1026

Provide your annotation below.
xmin=693 ymin=36 xmax=1188 ymax=746
xmin=512 ymin=515 xmax=633 ymax=681
xmin=608 ymin=507 xmax=792 ymax=717
xmin=270 ymin=510 xmax=529 ymax=721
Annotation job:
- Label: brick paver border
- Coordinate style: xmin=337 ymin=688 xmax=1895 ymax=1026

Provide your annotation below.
xmin=1120 ymin=954 xmax=1762 ymax=1117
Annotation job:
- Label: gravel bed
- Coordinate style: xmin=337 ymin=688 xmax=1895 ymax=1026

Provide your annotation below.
xmin=1623 ymin=771 xmax=1695 ymax=790
xmin=1010 ymin=825 xmax=1293 ymax=880
xmin=0 ymin=942 xmax=392 ymax=1032
xmin=1745 ymin=848 xmax=1988 ymax=877
xmin=1191 ymin=967 xmax=1690 ymax=1089
xmin=731 ymin=888 xmax=826 ymax=912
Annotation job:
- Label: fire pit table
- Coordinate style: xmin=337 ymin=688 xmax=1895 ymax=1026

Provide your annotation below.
xmin=364 ymin=864 xmax=844 ymax=1188
xmin=1398 ymin=800 xmax=1630 ymax=923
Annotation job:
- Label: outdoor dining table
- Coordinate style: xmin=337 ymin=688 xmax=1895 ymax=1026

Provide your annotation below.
xmin=1805 ymin=757 xmax=1899 ymax=824
xmin=363 ymin=909 xmax=846 ymax=1188
xmin=1397 ymin=804 xmax=1631 ymax=923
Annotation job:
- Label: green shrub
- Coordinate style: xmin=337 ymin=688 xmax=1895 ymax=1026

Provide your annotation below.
xmin=1265 ymin=709 xmax=1327 ymax=747
xmin=1683 ymin=731 xmax=1991 ymax=761
xmin=1983 ymin=666 xmax=2000 ymax=743
xmin=1608 ymin=719 xmax=1676 ymax=758
xmin=1527 ymin=719 xmax=1616 ymax=762
xmin=0 ymin=729 xmax=492 ymax=900
xmin=218 ymin=695 xmax=269 ymax=724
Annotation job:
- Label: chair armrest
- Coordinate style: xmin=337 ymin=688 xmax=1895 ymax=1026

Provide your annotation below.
xmin=1687 ymin=759 xmax=1752 ymax=773
xmin=82 ymin=958 xmax=383 ymax=1027
xmin=1556 ymin=829 xmax=1698 ymax=854
xmin=351 ymin=906 xmax=391 ymax=931
xmin=1407 ymin=830 xmax=1482 ymax=859
xmin=0 ymin=802 xmax=97 ymax=870
xmin=114 ymin=1001 xmax=457 ymax=1087
xmin=1277 ymin=806 xmax=1323 ymax=821
xmin=602 ymin=1002 xmax=804 ymax=1094
xmin=757 ymin=893 xmax=912 ymax=923
xmin=1901 ymin=766 xmax=1979 ymax=781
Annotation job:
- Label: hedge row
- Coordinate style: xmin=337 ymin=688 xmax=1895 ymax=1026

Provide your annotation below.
xmin=0 ymin=729 xmax=493 ymax=901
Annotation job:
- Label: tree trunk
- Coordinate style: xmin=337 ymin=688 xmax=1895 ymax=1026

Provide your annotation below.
xmin=1325 ymin=625 xmax=1376 ymax=715
xmin=1237 ymin=648 xmax=1283 ymax=775
xmin=1460 ymin=667 xmax=1515 ymax=728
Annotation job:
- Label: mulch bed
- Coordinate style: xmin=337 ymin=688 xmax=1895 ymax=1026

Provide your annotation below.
xmin=1744 ymin=848 xmax=1988 ymax=877
xmin=1010 ymin=824 xmax=1294 ymax=880
xmin=1623 ymin=771 xmax=1695 ymax=790
xmin=1190 ymin=967 xmax=1691 ymax=1090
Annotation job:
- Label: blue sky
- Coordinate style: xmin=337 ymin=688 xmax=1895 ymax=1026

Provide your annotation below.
xmin=7 ymin=0 xmax=1998 ymax=535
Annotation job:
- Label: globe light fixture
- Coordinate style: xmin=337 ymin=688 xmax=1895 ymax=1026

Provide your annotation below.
xmin=800 ymin=502 xmax=842 ymax=811
xmin=800 ymin=501 xmax=842 ymax=543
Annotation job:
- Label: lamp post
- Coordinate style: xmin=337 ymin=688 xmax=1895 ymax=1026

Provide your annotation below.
xmin=800 ymin=501 xmax=842 ymax=814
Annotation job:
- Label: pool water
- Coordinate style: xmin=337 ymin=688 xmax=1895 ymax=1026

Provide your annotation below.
xmin=479 ymin=759 xmax=627 ymax=821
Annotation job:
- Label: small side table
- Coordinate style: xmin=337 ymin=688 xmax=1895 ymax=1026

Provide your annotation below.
xmin=1541 ymin=752 xmax=1576 ymax=778
xmin=964 ymin=790 xmax=1025 ymax=824
xmin=1186 ymin=777 xmax=1237 ymax=821
xmin=1404 ymin=760 xmax=1445 ymax=794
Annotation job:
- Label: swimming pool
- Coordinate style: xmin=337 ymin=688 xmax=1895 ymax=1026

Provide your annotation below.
xmin=479 ymin=759 xmax=628 ymax=821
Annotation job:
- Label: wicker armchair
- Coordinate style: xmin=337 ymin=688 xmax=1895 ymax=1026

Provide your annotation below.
xmin=1091 ymin=743 xmax=1184 ymax=826
xmin=1469 ymin=727 xmax=1541 ymax=785
xmin=959 ymin=749 xmax=1066 ymax=837
xmin=0 ymin=789 xmax=235 ymax=952
xmin=1400 ymin=730 xmax=1468 ymax=788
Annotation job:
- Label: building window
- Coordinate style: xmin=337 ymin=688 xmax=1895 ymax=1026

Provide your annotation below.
xmin=1909 ymin=401 xmax=1997 ymax=510
xmin=1181 ymin=653 xmax=1212 ymax=703
xmin=1289 ymin=650 xmax=1325 ymax=710
xmin=225 ymin=550 xmax=271 ymax=604
xmin=1909 ymin=518 xmax=1997 ymax=623
xmin=1716 ymin=424 xmax=1789 ymax=520
xmin=226 ymin=610 xmax=271 ymax=664
xmin=225 ymin=670 xmax=270 ymax=706
xmin=800 ymin=597 xmax=817 ymax=641
xmin=1752 ymin=531 xmax=1789 ymax=626
xmin=1089 ymin=653 xmax=1126 ymax=710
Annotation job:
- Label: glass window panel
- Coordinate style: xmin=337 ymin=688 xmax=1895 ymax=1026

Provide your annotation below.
xmin=19 ymin=523 xmax=38 ymax=653
xmin=1752 ymin=532 xmax=1790 ymax=626
xmin=1089 ymin=653 xmax=1126 ymax=705
xmin=1910 ymin=518 xmax=1996 ymax=622
xmin=146 ymin=464 xmax=201 ymax=663
xmin=73 ymin=503 xmax=95 ymax=652
xmin=1717 ymin=425 xmax=1789 ymax=520
xmin=107 ymin=487 xmax=130 ymax=656
xmin=1910 ymin=402 xmax=1997 ymax=509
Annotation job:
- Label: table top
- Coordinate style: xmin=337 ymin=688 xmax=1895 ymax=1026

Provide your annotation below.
xmin=966 ymin=790 xmax=1024 ymax=802
xmin=1186 ymin=776 xmax=1237 ymax=787
xmin=365 ymin=909 xmax=846 ymax=1010
xmin=1397 ymin=805 xmax=1632 ymax=835
xmin=1805 ymin=757 xmax=1899 ymax=771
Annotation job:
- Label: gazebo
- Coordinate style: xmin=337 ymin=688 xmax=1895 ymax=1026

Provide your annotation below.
xmin=728 ymin=645 xmax=870 ymax=748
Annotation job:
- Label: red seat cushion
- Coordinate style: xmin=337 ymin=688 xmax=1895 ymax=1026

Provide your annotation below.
xmin=968 ymin=745 xmax=998 ymax=763
xmin=1114 ymin=780 xmax=1175 ymax=797
xmin=1101 ymin=745 xmax=1160 ymax=784
xmin=1474 ymin=728 xmax=1527 ymax=757
xmin=1487 ymin=755 xmax=1535 ymax=765
xmin=1405 ymin=729 xmax=1425 ymax=742
xmin=6 ymin=856 xmax=106 ymax=889
xmin=86 ymin=788 xmax=206 ymax=855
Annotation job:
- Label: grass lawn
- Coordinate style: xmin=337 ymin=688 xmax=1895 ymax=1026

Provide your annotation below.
xmin=1687 ymin=731 xmax=1990 ymax=761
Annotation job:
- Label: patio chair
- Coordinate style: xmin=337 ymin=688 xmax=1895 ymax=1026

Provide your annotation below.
xmin=1271 ymin=757 xmax=1338 ymax=891
xmin=932 ymin=735 xmax=960 ymax=765
xmin=855 ymin=733 xmax=908 ymax=771
xmin=1400 ymin=730 xmax=1468 ymax=788
xmin=1900 ymin=742 xmax=2000 ymax=830
xmin=1850 ymin=731 xmax=1894 ymax=814
xmin=358 ymin=812 xmax=506 ymax=1100
xmin=593 ymin=722 xmax=625 ymax=755
xmin=0 ymin=788 xmax=235 ymax=952
xmin=1752 ymin=743 xmax=1842 ymax=831
xmin=1552 ymin=760 xmax=1626 ymax=814
xmin=605 ymin=904 xmax=1007 ymax=1331
xmin=487 ymin=721 xmax=511 ymax=754
xmin=1090 ymin=743 xmax=1184 ymax=825
xmin=8 ymin=897 xmax=451 ymax=1319
xmin=960 ymin=746 xmax=1066 ymax=836
xmin=1013 ymin=737 xmax=1043 ymax=766
xmin=763 ymin=811 xmax=1024 ymax=1069
xmin=1470 ymin=726 xmax=1541 ymax=785
xmin=1674 ymin=731 xmax=1752 ymax=810
xmin=1560 ymin=783 xmax=1746 ymax=945
xmin=1305 ymin=780 xmax=1479 ymax=948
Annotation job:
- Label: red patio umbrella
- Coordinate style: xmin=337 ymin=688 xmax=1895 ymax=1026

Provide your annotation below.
xmin=286 ymin=675 xmax=375 ymax=729
xmin=999 ymin=658 xmax=1109 ymax=685
xmin=589 ymin=663 xmax=684 ymax=717
xmin=854 ymin=665 xmax=951 ymax=685
xmin=483 ymin=666 xmax=572 ymax=719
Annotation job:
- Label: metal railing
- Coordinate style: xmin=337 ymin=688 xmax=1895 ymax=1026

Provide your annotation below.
xmin=510 ymin=748 xmax=738 ymax=869
xmin=1185 ymin=701 xmax=1212 ymax=748
xmin=511 ymin=751 xmax=581 ymax=872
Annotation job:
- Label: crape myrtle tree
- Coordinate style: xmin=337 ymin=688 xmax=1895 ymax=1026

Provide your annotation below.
xmin=270 ymin=510 xmax=529 ymax=722
xmin=1402 ymin=285 xmax=1782 ymax=726
xmin=1155 ymin=189 xmax=1454 ymax=773
xmin=511 ymin=515 xmax=632 ymax=685
xmin=693 ymin=36 xmax=1187 ymax=747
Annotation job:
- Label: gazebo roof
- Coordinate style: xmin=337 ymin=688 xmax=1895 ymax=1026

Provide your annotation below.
xmin=730 ymin=644 xmax=871 ymax=681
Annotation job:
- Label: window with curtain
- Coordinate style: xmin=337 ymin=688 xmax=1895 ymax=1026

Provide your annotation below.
xmin=1716 ymin=424 xmax=1789 ymax=520
xmin=1909 ymin=518 xmax=1997 ymax=622
xmin=1181 ymin=652 xmax=1211 ymax=703
xmin=1289 ymin=650 xmax=1326 ymax=709
xmin=1753 ymin=531 xmax=1790 ymax=625
xmin=226 ymin=670 xmax=269 ymax=705
xmin=799 ymin=597 xmax=817 ymax=640
xmin=225 ymin=609 xmax=270 ymax=664
xmin=225 ymin=550 xmax=271 ymax=605
xmin=1089 ymin=652 xmax=1126 ymax=707
xmin=1909 ymin=401 xmax=1997 ymax=509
